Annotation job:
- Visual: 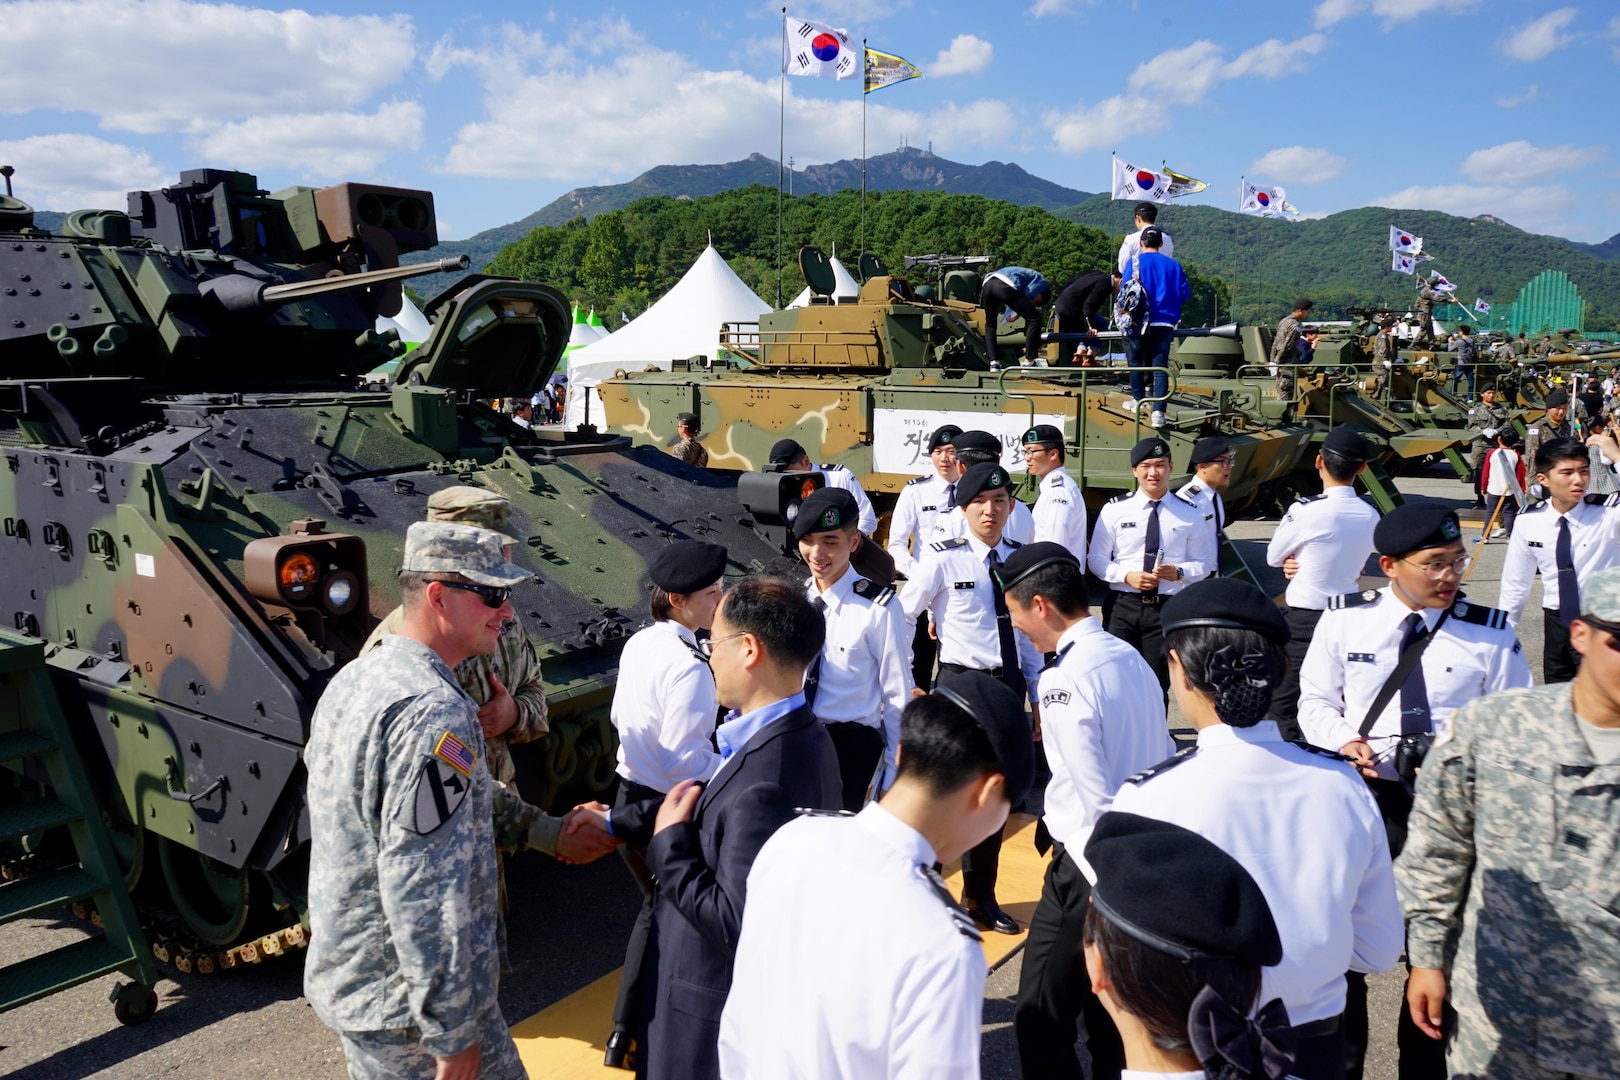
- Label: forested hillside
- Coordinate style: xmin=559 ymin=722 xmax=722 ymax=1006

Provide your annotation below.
xmin=485 ymin=186 xmax=1230 ymax=327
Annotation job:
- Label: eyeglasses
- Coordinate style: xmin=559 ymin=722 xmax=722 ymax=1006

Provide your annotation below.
xmin=1401 ymin=555 xmax=1471 ymax=580
xmin=434 ymin=580 xmax=513 ymax=609
xmin=1210 ymin=454 xmax=1237 ymax=467
xmin=700 ymin=632 xmax=748 ymax=658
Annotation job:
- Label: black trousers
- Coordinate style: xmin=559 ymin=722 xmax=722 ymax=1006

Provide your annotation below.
xmin=610 ymin=778 xmax=665 ymax=1034
xmin=911 ymin=612 xmax=938 ymax=691
xmin=1272 ymin=606 xmax=1326 ymax=741
xmin=981 ymin=277 xmax=1042 ymax=364
xmin=1544 ymin=607 xmax=1581 ymax=684
xmin=1013 ymin=845 xmax=1123 ymax=1080
xmin=1104 ymin=592 xmax=1168 ymax=693
xmin=824 ymin=721 xmax=884 ymax=812
xmin=1289 ymin=1015 xmax=1348 ymax=1080
xmin=938 ymin=661 xmax=1024 ymax=907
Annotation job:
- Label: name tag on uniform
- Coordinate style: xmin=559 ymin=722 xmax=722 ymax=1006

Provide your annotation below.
xmin=1528 ymin=541 xmax=1543 ymax=549
xmin=1120 ymin=521 xmax=1137 ymax=529
xmin=922 ymin=504 xmax=938 ymax=512
xmin=1348 ymin=652 xmax=1377 ymax=663
xmin=953 ymin=581 xmax=976 ymax=590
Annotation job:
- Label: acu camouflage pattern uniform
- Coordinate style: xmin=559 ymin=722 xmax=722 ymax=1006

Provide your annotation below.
xmin=1396 ymin=649 xmax=1620 ymax=1077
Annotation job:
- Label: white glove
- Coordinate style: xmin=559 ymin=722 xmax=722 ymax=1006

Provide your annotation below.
xmin=1383 ymin=360 xmax=1392 ymax=369
xmin=1483 ymin=428 xmax=1498 ymax=438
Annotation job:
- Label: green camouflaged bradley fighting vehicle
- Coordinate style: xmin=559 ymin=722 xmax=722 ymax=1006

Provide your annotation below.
xmin=0 ymin=170 xmax=779 ymax=981
xmin=595 ymin=249 xmax=1316 ymax=523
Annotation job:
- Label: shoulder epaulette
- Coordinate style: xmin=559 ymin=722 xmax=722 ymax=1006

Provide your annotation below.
xmin=1449 ymin=599 xmax=1511 ymax=630
xmin=851 ymin=578 xmax=896 ymax=606
xmin=1173 ymin=487 xmax=1199 ymax=506
xmin=818 ymin=462 xmax=845 ymax=473
xmin=1290 ymin=740 xmax=1352 ymax=763
xmin=1294 ymin=493 xmax=1327 ymax=506
xmin=1522 ymin=500 xmax=1549 ymax=513
xmin=1003 ymin=538 xmax=1024 ymax=548
xmin=905 ymin=475 xmax=929 ymax=486
xmin=918 ymin=865 xmax=982 ymax=942
xmin=1327 ymin=589 xmax=1381 ymax=610
xmin=1108 ymin=492 xmax=1131 ymax=504
xmin=931 ymin=537 xmax=968 ymax=552
xmin=1124 ymin=745 xmax=1199 ymax=785
xmin=1584 ymin=491 xmax=1620 ymax=507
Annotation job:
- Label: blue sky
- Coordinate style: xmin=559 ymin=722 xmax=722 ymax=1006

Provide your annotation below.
xmin=2 ymin=0 xmax=1617 ymax=242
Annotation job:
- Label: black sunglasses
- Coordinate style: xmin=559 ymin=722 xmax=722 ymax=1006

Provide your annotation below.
xmin=435 ymin=580 xmax=513 ymax=609
xmin=1580 ymin=615 xmax=1620 ymax=652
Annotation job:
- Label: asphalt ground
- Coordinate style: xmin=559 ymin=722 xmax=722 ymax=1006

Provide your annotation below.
xmin=0 ymin=466 xmax=1533 ymax=1080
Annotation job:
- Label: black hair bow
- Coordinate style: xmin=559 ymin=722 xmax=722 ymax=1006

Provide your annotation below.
xmin=1188 ymin=988 xmax=1298 ymax=1080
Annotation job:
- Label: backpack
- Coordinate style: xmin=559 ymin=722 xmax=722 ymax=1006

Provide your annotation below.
xmin=1113 ymin=251 xmax=1148 ymax=339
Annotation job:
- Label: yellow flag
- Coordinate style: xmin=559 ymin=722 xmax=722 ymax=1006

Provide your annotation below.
xmin=1163 ymin=166 xmax=1208 ymax=198
xmin=864 ymin=48 xmax=923 ymax=93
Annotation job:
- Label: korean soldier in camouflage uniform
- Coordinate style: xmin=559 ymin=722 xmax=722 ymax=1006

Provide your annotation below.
xmin=1398 ymin=565 xmax=1620 ymax=1080
xmin=1271 ymin=298 xmax=1312 ymax=400
xmin=1371 ymin=317 xmax=1397 ymax=398
xmin=362 ymin=487 xmax=549 ymax=970
xmin=306 ymin=522 xmax=620 ymax=1080
xmin=1466 ymin=388 xmax=1510 ymax=507
xmin=668 ymin=412 xmax=710 ymax=467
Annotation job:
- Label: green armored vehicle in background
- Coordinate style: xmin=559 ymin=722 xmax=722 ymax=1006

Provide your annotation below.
xmin=0 ymin=169 xmax=779 ymax=986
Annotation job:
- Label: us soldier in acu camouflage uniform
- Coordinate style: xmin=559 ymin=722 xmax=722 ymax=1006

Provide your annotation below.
xmin=362 ymin=486 xmax=549 ymax=970
xmin=1398 ymin=564 xmax=1620 ymax=1080
xmin=306 ymin=522 xmax=619 ymax=1080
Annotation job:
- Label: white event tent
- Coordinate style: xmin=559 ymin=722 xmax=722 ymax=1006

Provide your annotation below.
xmin=565 ymin=246 xmax=771 ymax=429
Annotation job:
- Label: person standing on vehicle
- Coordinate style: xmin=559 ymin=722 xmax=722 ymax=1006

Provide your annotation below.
xmin=1272 ymin=299 xmax=1313 ymax=402
xmin=981 ymin=266 xmax=1051 ymax=366
xmin=1052 ymin=269 xmax=1119 ymax=365
xmin=1122 ymin=228 xmax=1188 ymax=429
xmin=1116 ymin=201 xmax=1174 ymax=270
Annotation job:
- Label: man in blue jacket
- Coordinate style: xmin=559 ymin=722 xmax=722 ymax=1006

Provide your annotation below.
xmin=981 ymin=266 xmax=1051 ymax=366
xmin=1123 ymin=227 xmax=1189 ymax=428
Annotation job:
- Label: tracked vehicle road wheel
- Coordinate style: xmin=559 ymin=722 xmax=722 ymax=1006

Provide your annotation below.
xmin=157 ymin=837 xmax=257 ymax=946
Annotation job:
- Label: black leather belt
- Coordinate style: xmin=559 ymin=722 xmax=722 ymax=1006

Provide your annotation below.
xmin=1116 ymin=591 xmax=1163 ymax=605
xmin=1292 ymin=1014 xmax=1342 ymax=1038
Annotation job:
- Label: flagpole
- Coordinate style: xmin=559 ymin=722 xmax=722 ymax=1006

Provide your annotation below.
xmin=778 ymin=6 xmax=786 ymax=308
xmin=860 ymin=38 xmax=867 ymax=259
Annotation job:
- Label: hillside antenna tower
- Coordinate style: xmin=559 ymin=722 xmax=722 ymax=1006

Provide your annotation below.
xmin=778 ymin=7 xmax=786 ymax=307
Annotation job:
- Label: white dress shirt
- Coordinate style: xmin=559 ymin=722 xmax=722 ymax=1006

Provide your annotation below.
xmin=719 ymin=803 xmax=986 ymax=1080
xmin=1297 ymin=588 xmax=1532 ymax=776
xmin=815 ymin=464 xmax=879 ymax=534
xmin=1087 ymin=489 xmax=1214 ymax=595
xmin=1037 ymin=618 xmax=1172 ymax=850
xmin=925 ymin=498 xmax=1035 ymax=550
xmin=1499 ymin=494 xmax=1620 ymax=624
xmin=1032 ymin=468 xmax=1089 ymax=562
xmin=1110 ymin=721 xmax=1404 ymax=1025
xmin=1265 ymin=487 xmax=1381 ymax=611
xmin=1117 ymin=227 xmax=1174 ymax=272
xmin=806 ymin=570 xmax=914 ymax=787
xmin=900 ymin=531 xmax=1042 ymax=698
xmin=886 ymin=473 xmax=955 ymax=579
xmin=1174 ymin=478 xmax=1226 ymax=568
xmin=611 ymin=619 xmax=721 ymax=791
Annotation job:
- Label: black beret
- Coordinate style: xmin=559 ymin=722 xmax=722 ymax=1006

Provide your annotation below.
xmin=650 ymin=540 xmax=728 ymax=595
xmin=1085 ymin=812 xmax=1282 ymax=966
xmin=949 ymin=429 xmax=1002 ymax=457
xmin=1130 ymin=437 xmax=1171 ymax=468
xmin=791 ymin=488 xmax=860 ymax=539
xmin=676 ymin=412 xmax=698 ymax=426
xmin=769 ymin=438 xmax=806 ymax=464
xmin=1373 ymin=500 xmax=1462 ymax=557
xmin=1162 ymin=578 xmax=1289 ymax=644
xmin=992 ymin=541 xmax=1081 ymax=593
xmin=1022 ymin=424 xmax=1064 ymax=449
xmin=1544 ymin=388 xmax=1570 ymax=407
xmin=927 ymin=424 xmax=964 ymax=452
xmin=932 ymin=671 xmax=1034 ymax=807
xmin=1190 ymin=436 xmax=1230 ymax=466
xmin=1321 ymin=426 xmax=1370 ymax=462
xmin=1294 ymin=298 xmax=1315 ymax=311
xmin=955 ymin=461 xmax=1014 ymax=504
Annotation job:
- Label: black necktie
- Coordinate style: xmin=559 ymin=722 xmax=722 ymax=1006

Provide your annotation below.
xmin=1213 ymin=495 xmax=1224 ymax=534
xmin=943 ymin=483 xmax=956 ymax=511
xmin=805 ymin=595 xmax=827 ymax=709
xmin=1556 ymin=516 xmax=1580 ymax=628
xmin=1398 ymin=612 xmax=1432 ymax=734
xmin=985 ymin=549 xmax=1027 ymax=700
xmin=1142 ymin=499 xmax=1162 ymax=591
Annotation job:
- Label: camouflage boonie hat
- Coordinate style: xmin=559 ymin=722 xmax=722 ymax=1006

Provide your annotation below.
xmin=402 ymin=522 xmax=533 ymax=586
xmin=1582 ymin=566 xmax=1620 ymax=624
xmin=427 ymin=485 xmax=523 ymax=546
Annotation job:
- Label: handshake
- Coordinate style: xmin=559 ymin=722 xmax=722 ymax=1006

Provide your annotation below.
xmin=555 ymin=802 xmax=617 ymax=865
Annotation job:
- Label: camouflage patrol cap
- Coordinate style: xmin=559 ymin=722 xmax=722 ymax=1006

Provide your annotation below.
xmin=427 ymin=486 xmax=523 ymax=546
xmin=1581 ymin=566 xmax=1620 ymax=624
xmin=402 ymin=522 xmax=533 ymax=586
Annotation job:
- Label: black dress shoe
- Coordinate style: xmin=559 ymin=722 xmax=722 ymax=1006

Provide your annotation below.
xmin=963 ymin=900 xmax=1019 ymax=935
xmin=604 ymin=1030 xmax=636 ymax=1070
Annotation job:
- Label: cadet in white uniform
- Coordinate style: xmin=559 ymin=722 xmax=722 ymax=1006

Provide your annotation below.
xmin=1022 ymin=424 xmax=1088 ymax=560
xmin=1295 ymin=502 xmax=1530 ymax=1079
xmin=794 ymin=488 xmax=913 ymax=810
xmin=1264 ymin=427 xmax=1381 ymax=734
xmin=901 ymin=462 xmax=1041 ymax=934
xmin=997 ymin=543 xmax=1170 ymax=1080
xmin=1499 ymin=434 xmax=1620 ymax=682
xmin=718 ymin=672 xmax=1033 ymax=1080
xmin=769 ymin=438 xmax=878 ymax=534
xmin=1087 ymin=436 xmax=1216 ymax=693
xmin=887 ymin=425 xmax=963 ymax=690
xmin=604 ymin=540 xmax=728 ymax=1067
xmin=921 ymin=429 xmax=1035 ymax=549
xmin=1175 ymin=435 xmax=1234 ymax=575
xmin=1110 ymin=578 xmax=1403 ymax=1080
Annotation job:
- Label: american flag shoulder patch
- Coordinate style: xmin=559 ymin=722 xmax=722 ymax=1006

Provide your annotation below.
xmin=434 ymin=731 xmax=475 ymax=777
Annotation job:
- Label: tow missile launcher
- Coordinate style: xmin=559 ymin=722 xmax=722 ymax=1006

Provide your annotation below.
xmin=0 ymin=169 xmax=779 ymax=976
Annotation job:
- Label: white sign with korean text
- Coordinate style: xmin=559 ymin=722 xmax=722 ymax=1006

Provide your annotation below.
xmin=872 ymin=408 xmax=1068 ymax=475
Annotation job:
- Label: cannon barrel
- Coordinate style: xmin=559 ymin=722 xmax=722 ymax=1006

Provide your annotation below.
xmin=1544 ymin=347 xmax=1620 ymax=366
xmin=200 ymin=255 xmax=471 ymax=315
xmin=1041 ymin=323 xmax=1241 ymax=344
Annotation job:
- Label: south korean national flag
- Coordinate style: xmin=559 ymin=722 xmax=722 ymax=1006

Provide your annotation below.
xmin=784 ymin=15 xmax=858 ymax=79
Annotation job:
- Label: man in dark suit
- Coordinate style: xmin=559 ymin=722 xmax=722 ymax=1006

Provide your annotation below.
xmin=572 ymin=575 xmax=841 ymax=1079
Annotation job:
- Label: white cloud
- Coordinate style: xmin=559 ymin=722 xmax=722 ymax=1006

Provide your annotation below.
xmin=192 ymin=101 xmax=425 ymax=178
xmin=1460 ymin=140 xmax=1605 ymax=183
xmin=1315 ymin=0 xmax=1479 ymax=28
xmin=439 ymin=33 xmax=1016 ymax=181
xmin=1049 ymin=35 xmax=1325 ymax=155
xmin=1249 ymin=146 xmax=1347 ymax=185
xmin=0 ymin=0 xmax=416 ymax=135
xmin=929 ymin=35 xmax=993 ymax=77
xmin=1030 ymin=0 xmax=1090 ymax=15
xmin=1494 ymin=84 xmax=1541 ymax=108
xmin=1314 ymin=0 xmax=1363 ymax=27
xmin=1375 ymin=181 xmax=1575 ymax=235
xmin=1500 ymin=7 xmax=1579 ymax=63
xmin=0 ymin=134 xmax=169 ymax=210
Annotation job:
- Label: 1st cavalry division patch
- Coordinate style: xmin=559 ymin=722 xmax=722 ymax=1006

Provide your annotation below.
xmin=412 ymin=732 xmax=476 ymax=835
